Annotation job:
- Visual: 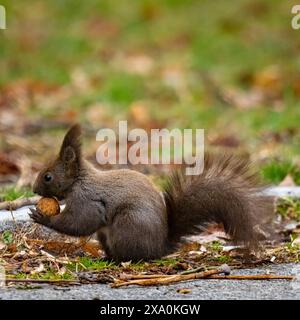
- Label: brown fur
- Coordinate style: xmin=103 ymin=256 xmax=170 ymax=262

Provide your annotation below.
xmin=30 ymin=124 xmax=272 ymax=262
xmin=164 ymin=153 xmax=272 ymax=249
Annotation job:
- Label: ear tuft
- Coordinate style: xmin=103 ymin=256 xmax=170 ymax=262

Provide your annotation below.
xmin=59 ymin=124 xmax=82 ymax=163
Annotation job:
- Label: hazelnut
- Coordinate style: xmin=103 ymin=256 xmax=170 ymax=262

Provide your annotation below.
xmin=37 ymin=197 xmax=60 ymax=216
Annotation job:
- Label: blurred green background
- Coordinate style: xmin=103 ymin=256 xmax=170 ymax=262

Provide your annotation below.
xmin=1 ymin=0 xmax=300 ymax=189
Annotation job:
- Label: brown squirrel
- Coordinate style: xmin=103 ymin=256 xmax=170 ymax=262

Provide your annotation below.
xmin=29 ymin=124 xmax=270 ymax=262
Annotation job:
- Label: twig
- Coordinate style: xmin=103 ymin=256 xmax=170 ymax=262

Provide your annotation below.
xmin=112 ymin=266 xmax=229 ymax=288
xmin=119 ymin=271 xmax=206 ymax=280
xmin=119 ymin=264 xmax=229 ymax=281
xmin=0 ymin=196 xmax=40 ymax=211
xmin=5 ymin=278 xmax=80 ymax=285
xmin=112 ymin=265 xmax=293 ymax=288
xmin=208 ymin=274 xmax=294 ymax=280
xmin=180 ymin=266 xmax=205 ymax=275
xmin=9 ymin=210 xmax=17 ymax=230
xmin=119 ymin=274 xmax=170 ymax=280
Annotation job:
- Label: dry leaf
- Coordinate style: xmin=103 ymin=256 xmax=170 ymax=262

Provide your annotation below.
xmin=71 ymin=68 xmax=92 ymax=92
xmin=187 ymin=232 xmax=228 ymax=244
xmin=199 ymin=245 xmax=207 ymax=252
xmin=82 ymin=241 xmax=102 ymax=257
xmin=253 ymin=65 xmax=282 ymax=93
xmin=31 ymin=263 xmax=45 ymax=275
xmin=0 ymin=153 xmax=20 ymax=175
xmin=0 ymin=241 xmax=6 ymax=250
xmin=292 ymin=237 xmax=300 ymax=245
xmin=129 ymin=101 xmax=151 ymax=127
xmin=177 ymin=288 xmax=191 ymax=294
xmin=57 ymin=267 xmax=67 ymax=276
xmin=121 ymin=261 xmax=132 ymax=268
xmin=209 ymin=134 xmax=240 ymax=148
xmin=223 ymin=87 xmax=264 ymax=109
xmin=222 ymin=245 xmax=243 ymax=252
xmin=86 ymin=103 xmax=111 ymax=126
xmin=85 ymin=16 xmax=119 ymax=39
xmin=120 ymin=54 xmax=154 ymax=75
xmin=188 ymin=251 xmax=204 ymax=256
xmin=161 ymin=65 xmax=185 ymax=90
xmin=279 ymin=174 xmax=296 ymax=187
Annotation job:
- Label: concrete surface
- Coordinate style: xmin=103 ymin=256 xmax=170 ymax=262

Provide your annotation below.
xmin=0 ymin=263 xmax=299 ymax=300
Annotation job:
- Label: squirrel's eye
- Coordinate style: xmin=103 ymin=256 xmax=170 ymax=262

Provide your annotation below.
xmin=44 ymin=173 xmax=53 ymax=183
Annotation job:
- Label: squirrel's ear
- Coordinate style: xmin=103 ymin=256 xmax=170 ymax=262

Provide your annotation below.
xmin=59 ymin=124 xmax=82 ymax=165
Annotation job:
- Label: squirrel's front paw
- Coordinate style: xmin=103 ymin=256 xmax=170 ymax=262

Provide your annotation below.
xmin=29 ymin=208 xmax=51 ymax=226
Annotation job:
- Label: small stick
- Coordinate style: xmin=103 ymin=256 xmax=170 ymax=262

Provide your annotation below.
xmin=112 ymin=265 xmax=230 ymax=288
xmin=180 ymin=266 xmax=205 ymax=275
xmin=208 ymin=274 xmax=294 ymax=280
xmin=119 ymin=265 xmax=227 ymax=280
xmin=119 ymin=274 xmax=170 ymax=280
xmin=119 ymin=264 xmax=230 ymax=281
xmin=5 ymin=278 xmax=80 ymax=285
xmin=0 ymin=196 xmax=40 ymax=211
xmin=9 ymin=210 xmax=17 ymax=230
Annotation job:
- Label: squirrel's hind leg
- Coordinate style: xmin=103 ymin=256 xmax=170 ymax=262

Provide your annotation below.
xmin=98 ymin=207 xmax=168 ymax=262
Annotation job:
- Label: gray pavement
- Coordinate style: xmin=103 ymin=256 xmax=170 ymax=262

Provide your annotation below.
xmin=0 ymin=263 xmax=299 ymax=300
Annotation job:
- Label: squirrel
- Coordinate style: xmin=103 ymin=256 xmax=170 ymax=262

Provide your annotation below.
xmin=29 ymin=124 xmax=271 ymax=262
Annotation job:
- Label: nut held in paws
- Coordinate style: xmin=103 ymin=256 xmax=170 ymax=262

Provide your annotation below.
xmin=36 ymin=197 xmax=60 ymax=216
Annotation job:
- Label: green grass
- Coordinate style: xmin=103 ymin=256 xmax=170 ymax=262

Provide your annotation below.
xmin=102 ymin=73 xmax=145 ymax=105
xmin=277 ymin=197 xmax=300 ymax=221
xmin=1 ymin=0 xmax=300 ymax=181
xmin=261 ymin=160 xmax=300 ymax=185
xmin=1 ymin=230 xmax=14 ymax=245
xmin=208 ymin=241 xmax=223 ymax=252
xmin=67 ymin=257 xmax=115 ymax=272
xmin=152 ymin=258 xmax=181 ymax=267
xmin=13 ymin=270 xmax=75 ymax=281
xmin=215 ymin=255 xmax=232 ymax=264
xmin=0 ymin=187 xmax=34 ymax=202
xmin=126 ymin=260 xmax=149 ymax=271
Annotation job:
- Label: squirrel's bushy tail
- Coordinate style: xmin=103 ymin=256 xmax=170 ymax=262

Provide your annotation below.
xmin=163 ymin=153 xmax=272 ymax=248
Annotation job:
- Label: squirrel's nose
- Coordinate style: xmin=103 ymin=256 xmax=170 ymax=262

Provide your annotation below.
xmin=32 ymin=185 xmax=37 ymax=194
xmin=32 ymin=181 xmax=39 ymax=194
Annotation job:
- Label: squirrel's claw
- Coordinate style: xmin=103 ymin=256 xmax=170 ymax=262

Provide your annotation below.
xmin=29 ymin=208 xmax=50 ymax=226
